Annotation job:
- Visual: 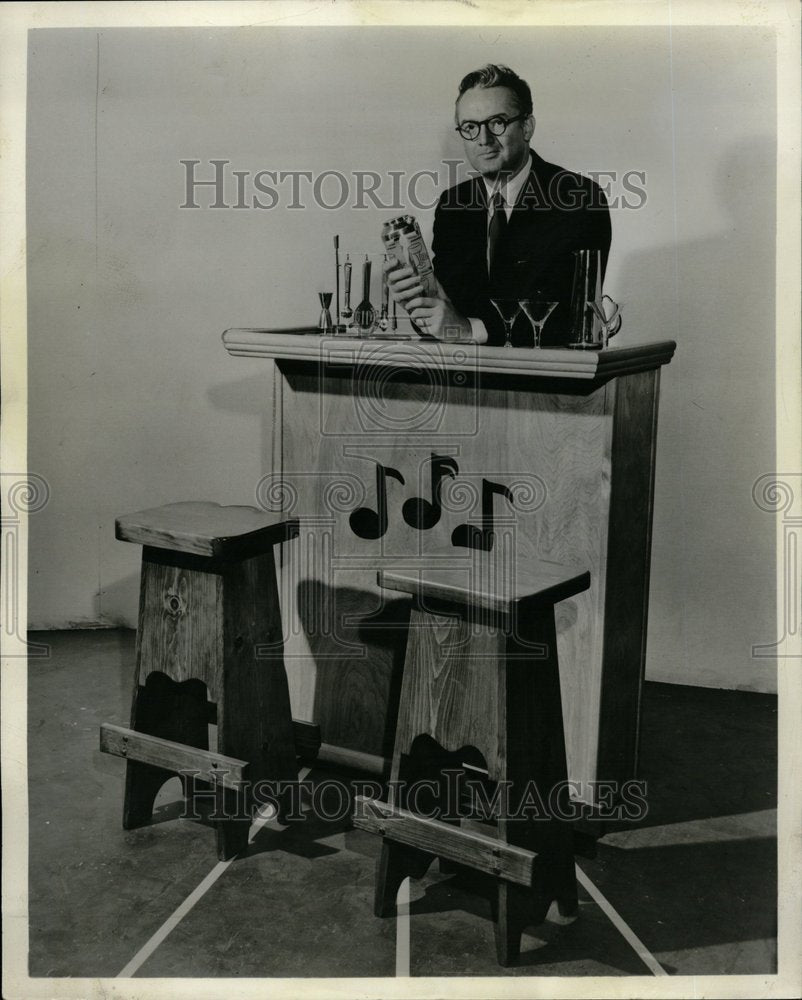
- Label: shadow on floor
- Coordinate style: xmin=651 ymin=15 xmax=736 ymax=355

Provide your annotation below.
xmin=27 ymin=629 xmax=777 ymax=979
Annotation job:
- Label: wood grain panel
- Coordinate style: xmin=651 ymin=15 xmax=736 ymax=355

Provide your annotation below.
xmin=136 ymin=557 xmax=224 ymax=701
xmin=597 ymin=369 xmax=660 ymax=785
xmin=393 ymin=607 xmax=504 ymax=772
xmin=268 ymin=352 xmax=664 ymax=804
xmin=277 ymin=368 xmax=611 ymax=777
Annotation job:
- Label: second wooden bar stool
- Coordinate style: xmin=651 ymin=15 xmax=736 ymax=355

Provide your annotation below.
xmin=354 ymin=554 xmax=590 ymax=965
xmin=100 ymin=501 xmax=300 ymax=861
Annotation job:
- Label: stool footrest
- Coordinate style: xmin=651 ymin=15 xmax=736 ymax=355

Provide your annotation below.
xmin=353 ymin=796 xmax=537 ymax=888
xmin=100 ymin=724 xmax=249 ymax=791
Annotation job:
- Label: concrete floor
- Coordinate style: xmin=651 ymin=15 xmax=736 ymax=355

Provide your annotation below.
xmin=26 ymin=629 xmax=777 ymax=979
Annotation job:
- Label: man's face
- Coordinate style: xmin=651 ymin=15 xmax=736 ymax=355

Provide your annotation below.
xmin=456 ymin=85 xmax=534 ymax=179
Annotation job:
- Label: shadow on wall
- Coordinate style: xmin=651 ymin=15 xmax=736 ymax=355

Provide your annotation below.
xmin=296 ymin=579 xmax=410 ymax=758
xmin=206 ymin=369 xmax=278 ymax=503
xmin=621 ymin=136 xmax=777 ymax=691
xmin=618 ymin=135 xmax=776 ymax=367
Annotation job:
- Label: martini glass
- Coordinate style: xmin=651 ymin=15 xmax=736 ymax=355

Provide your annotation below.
xmin=490 ymin=298 xmax=522 ymax=349
xmin=519 ymin=299 xmax=557 ymax=348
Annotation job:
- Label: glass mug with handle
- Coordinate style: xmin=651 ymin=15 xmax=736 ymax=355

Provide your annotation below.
xmin=589 ymin=296 xmax=622 ymax=348
xmin=568 ymin=249 xmax=622 ymax=349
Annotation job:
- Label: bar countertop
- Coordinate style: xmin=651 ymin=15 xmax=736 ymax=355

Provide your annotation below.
xmin=222 ymin=328 xmax=676 ymax=382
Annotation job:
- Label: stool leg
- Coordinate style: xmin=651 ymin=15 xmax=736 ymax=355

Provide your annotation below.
xmin=123 ymin=762 xmax=172 ymax=830
xmin=215 ymin=550 xmax=298 ymax=860
xmin=557 ymin=876 xmax=580 ymax=919
xmin=374 ymin=841 xmax=433 ymax=918
xmin=494 ymin=881 xmax=536 ymax=967
xmin=489 ymin=607 xmax=577 ymax=965
xmin=214 ymin=788 xmax=251 ymax=862
xmin=528 ymin=611 xmax=578 ymax=917
xmin=123 ymin=673 xmax=209 ymax=830
xmin=373 ymin=735 xmax=446 ymax=916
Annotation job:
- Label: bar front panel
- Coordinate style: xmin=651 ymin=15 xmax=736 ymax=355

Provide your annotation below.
xmin=268 ymin=358 xmax=630 ymax=803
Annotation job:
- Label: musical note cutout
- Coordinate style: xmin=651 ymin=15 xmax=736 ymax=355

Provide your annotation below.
xmin=349 ymin=463 xmax=405 ymax=540
xmin=451 ymin=478 xmax=514 ymax=552
xmin=402 ymin=453 xmax=459 ymax=530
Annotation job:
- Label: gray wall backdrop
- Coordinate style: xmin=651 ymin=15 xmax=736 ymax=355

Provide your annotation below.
xmin=27 ymin=26 xmax=777 ymax=692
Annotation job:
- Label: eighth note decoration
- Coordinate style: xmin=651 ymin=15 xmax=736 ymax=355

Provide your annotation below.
xmin=401 ymin=454 xmax=459 ymax=530
xmin=349 ymin=464 xmax=405 ymax=540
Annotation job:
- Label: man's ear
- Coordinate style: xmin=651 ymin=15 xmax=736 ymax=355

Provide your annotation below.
xmin=524 ymin=114 xmax=535 ymax=142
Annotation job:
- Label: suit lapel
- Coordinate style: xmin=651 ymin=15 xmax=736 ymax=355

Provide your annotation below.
xmin=508 ymin=152 xmax=553 ymax=232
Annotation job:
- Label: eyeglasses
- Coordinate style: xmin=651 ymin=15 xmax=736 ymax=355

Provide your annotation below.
xmin=455 ymin=113 xmax=528 ymax=141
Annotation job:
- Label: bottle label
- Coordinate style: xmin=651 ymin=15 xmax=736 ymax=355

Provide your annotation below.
xmin=407 ymin=238 xmax=433 ymax=276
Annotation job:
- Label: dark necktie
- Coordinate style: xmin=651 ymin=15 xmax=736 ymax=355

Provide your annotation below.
xmin=487 ymin=191 xmax=508 ymax=278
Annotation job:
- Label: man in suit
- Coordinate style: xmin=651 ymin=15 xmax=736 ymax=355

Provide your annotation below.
xmin=388 ymin=63 xmax=611 ymax=347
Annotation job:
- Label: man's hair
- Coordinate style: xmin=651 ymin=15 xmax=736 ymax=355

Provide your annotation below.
xmin=456 ymin=64 xmax=533 ymax=117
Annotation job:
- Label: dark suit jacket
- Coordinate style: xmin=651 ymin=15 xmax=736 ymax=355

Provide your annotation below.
xmin=431 ymin=150 xmax=611 ymax=347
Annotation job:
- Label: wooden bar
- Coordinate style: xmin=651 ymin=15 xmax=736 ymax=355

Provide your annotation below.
xmin=352 ymin=796 xmax=537 ymax=888
xmin=222 ymin=331 xmax=675 ymax=809
xmin=100 ymin=723 xmax=249 ymax=790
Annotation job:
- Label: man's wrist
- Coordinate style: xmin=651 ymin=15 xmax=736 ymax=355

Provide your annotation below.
xmin=441 ymin=315 xmax=482 ymax=344
xmin=467 ymin=317 xmax=489 ymax=344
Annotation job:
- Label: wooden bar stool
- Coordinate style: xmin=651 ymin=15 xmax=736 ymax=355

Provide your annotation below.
xmin=353 ymin=555 xmax=590 ymax=965
xmin=100 ymin=501 xmax=299 ymax=861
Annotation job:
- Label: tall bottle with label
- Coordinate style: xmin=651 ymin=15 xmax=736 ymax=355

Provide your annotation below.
xmin=380 ymin=215 xmax=438 ymax=297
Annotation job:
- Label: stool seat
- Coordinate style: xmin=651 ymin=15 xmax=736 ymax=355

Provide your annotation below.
xmin=378 ymin=558 xmax=589 ymax=614
xmin=116 ymin=501 xmax=298 ymax=559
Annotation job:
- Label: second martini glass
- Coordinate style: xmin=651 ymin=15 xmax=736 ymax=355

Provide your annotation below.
xmin=490 ymin=298 xmax=522 ymax=349
xmin=520 ymin=299 xmax=557 ymax=348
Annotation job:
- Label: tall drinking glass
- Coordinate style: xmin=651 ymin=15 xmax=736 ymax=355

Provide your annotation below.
xmin=519 ymin=299 xmax=557 ymax=348
xmin=490 ymin=298 xmax=522 ymax=349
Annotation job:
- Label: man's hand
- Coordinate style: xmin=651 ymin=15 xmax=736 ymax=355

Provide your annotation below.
xmin=384 ymin=262 xmax=473 ymax=342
